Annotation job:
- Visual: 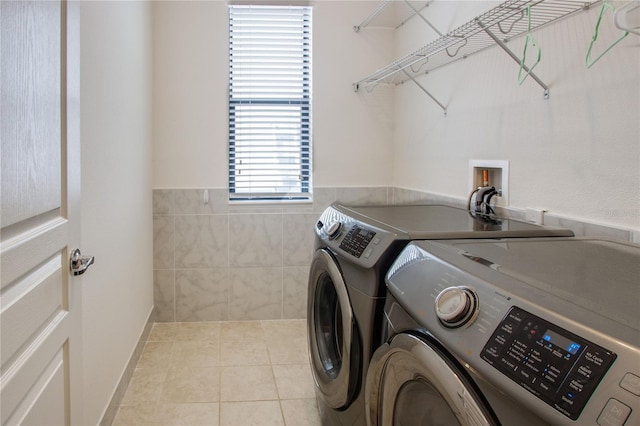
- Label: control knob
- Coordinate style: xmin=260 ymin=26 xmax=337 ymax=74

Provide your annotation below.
xmin=326 ymin=221 xmax=343 ymax=240
xmin=434 ymin=286 xmax=479 ymax=328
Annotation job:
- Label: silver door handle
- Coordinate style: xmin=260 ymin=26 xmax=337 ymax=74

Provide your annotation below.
xmin=70 ymin=248 xmax=95 ymax=276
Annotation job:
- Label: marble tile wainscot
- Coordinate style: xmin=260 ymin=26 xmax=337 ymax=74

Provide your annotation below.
xmin=152 ymin=186 xmax=636 ymax=323
xmin=152 ymin=187 xmax=394 ymax=322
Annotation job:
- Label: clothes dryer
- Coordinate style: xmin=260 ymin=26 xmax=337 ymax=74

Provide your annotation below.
xmin=307 ymin=203 xmax=573 ymax=425
xmin=366 ymin=238 xmax=640 ymax=425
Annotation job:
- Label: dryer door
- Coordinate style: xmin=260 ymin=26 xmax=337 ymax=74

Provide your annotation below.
xmin=366 ymin=333 xmax=498 ymax=426
xmin=307 ymin=248 xmax=360 ymax=409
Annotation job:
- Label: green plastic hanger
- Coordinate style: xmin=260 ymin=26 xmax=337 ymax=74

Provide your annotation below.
xmin=586 ymin=0 xmax=629 ymax=68
xmin=518 ymin=5 xmax=542 ymax=85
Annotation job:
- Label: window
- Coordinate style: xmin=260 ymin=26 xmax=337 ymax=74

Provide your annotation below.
xmin=228 ymin=5 xmax=312 ymax=201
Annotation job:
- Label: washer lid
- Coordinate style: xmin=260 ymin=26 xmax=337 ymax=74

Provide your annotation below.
xmin=415 ymin=238 xmax=640 ymax=333
xmin=337 ymin=204 xmax=574 ymax=239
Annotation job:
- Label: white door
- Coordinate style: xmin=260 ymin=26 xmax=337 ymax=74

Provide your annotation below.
xmin=1 ymin=1 xmax=84 ymax=424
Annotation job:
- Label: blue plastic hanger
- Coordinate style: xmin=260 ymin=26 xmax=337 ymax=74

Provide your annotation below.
xmin=586 ymin=0 xmax=629 ymax=68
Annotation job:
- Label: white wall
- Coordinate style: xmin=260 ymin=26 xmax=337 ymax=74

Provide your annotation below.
xmin=151 ymin=0 xmax=638 ymax=230
xmin=152 ymin=0 xmax=396 ymax=188
xmin=80 ymin=2 xmax=153 ymax=424
xmin=391 ymin=1 xmax=640 ymax=231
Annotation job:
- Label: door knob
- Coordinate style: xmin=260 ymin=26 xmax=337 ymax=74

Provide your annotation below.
xmin=70 ymin=248 xmax=95 ymax=276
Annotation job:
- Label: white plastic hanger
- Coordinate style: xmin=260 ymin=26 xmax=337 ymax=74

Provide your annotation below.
xmin=615 ymin=0 xmax=640 ymax=36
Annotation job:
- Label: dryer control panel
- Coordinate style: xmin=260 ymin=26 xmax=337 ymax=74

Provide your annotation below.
xmin=314 ymin=205 xmax=404 ymax=269
xmin=339 ymin=225 xmax=377 ymax=258
xmin=481 ymin=306 xmax=617 ymax=420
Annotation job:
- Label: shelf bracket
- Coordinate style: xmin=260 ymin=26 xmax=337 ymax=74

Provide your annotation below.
xmin=401 ymin=70 xmax=447 ymax=116
xmin=477 ymin=19 xmax=550 ymax=99
xmin=402 ymin=0 xmax=443 ymax=36
xmin=354 ymin=0 xmax=393 ymax=32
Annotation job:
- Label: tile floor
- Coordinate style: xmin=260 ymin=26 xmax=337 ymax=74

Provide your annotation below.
xmin=113 ymin=320 xmax=321 ymax=426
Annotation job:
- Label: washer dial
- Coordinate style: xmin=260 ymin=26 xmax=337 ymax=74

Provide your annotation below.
xmin=434 ymin=286 xmax=479 ymax=328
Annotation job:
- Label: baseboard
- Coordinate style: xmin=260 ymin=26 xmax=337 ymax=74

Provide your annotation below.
xmin=99 ymin=305 xmax=155 ymax=426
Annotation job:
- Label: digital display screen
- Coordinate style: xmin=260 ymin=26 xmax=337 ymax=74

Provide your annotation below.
xmin=543 ymin=329 xmax=581 ymax=355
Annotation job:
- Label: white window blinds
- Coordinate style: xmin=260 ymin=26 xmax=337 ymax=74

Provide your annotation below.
xmin=228 ymin=5 xmax=312 ymax=200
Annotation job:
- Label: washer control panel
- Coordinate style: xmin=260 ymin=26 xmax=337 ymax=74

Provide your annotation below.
xmin=481 ymin=306 xmax=617 ymax=420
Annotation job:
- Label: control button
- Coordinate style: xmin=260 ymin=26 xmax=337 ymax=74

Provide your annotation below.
xmin=498 ymin=356 xmax=518 ymax=372
xmin=533 ymin=378 xmax=556 ymax=399
xmin=516 ymin=366 xmax=536 ymax=385
xmin=583 ymin=349 xmax=608 ymax=368
xmin=567 ymin=377 xmax=586 ymax=393
xmin=482 ymin=344 xmax=502 ymax=362
xmin=560 ymin=392 xmax=576 ymax=408
xmin=499 ymin=321 xmax=518 ymax=336
xmin=434 ymin=286 xmax=479 ymax=328
xmin=327 ymin=222 xmax=342 ymax=239
xmin=372 ymin=237 xmax=381 ymax=245
xmin=597 ymin=399 xmax=631 ymax=426
xmin=620 ymin=373 xmax=640 ymax=396
xmin=557 ymin=372 xmax=595 ymax=411
xmin=577 ymin=363 xmax=595 ymax=380
xmin=507 ymin=309 xmax=526 ymax=324
xmin=494 ymin=332 xmax=509 ymax=346
xmin=363 ymin=247 xmax=373 ymax=259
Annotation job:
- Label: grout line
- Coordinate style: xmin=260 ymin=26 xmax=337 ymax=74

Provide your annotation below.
xmin=115 ymin=320 xmax=317 ymax=425
xmin=226 ymin=213 xmax=231 ymax=322
xmin=172 ymin=213 xmax=176 ymax=323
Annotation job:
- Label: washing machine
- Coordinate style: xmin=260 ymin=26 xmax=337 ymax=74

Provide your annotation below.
xmin=366 ymin=237 xmax=640 ymax=425
xmin=307 ymin=203 xmax=574 ymax=425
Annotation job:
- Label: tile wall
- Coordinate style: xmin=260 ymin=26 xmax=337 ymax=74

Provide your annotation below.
xmin=152 ymin=187 xmax=394 ymax=322
xmin=153 ymin=186 xmax=635 ymax=322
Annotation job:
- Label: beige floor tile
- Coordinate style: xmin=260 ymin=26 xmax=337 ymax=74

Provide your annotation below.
xmin=280 ymin=399 xmax=321 ymax=426
xmin=272 ymin=364 xmax=316 ymax=399
xmin=221 ymin=339 xmax=270 ymax=366
xmin=148 ymin=323 xmax=178 ymax=342
xmin=112 ymin=403 xmax=158 ymax=426
xmin=261 ymin=320 xmax=306 ymax=340
xmin=122 ymin=368 xmax=168 ymax=404
xmin=161 ymin=366 xmax=221 ymax=403
xmin=220 ymin=401 xmax=284 ymax=426
xmin=171 ymin=340 xmax=221 ymax=368
xmin=266 ymin=336 xmax=309 ymax=365
xmin=137 ymin=341 xmax=175 ymax=370
xmin=177 ymin=321 xmax=221 ymax=341
xmin=221 ymin=321 xmax=267 ymax=342
xmin=118 ymin=321 xmax=319 ymax=426
xmin=155 ymin=402 xmax=219 ymax=426
xmin=220 ymin=365 xmax=278 ymax=401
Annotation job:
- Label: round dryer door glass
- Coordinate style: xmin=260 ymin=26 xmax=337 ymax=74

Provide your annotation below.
xmin=366 ymin=333 xmax=496 ymax=426
xmin=393 ymin=379 xmax=460 ymax=425
xmin=314 ymin=272 xmax=343 ymax=378
xmin=307 ymin=248 xmax=356 ymax=409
